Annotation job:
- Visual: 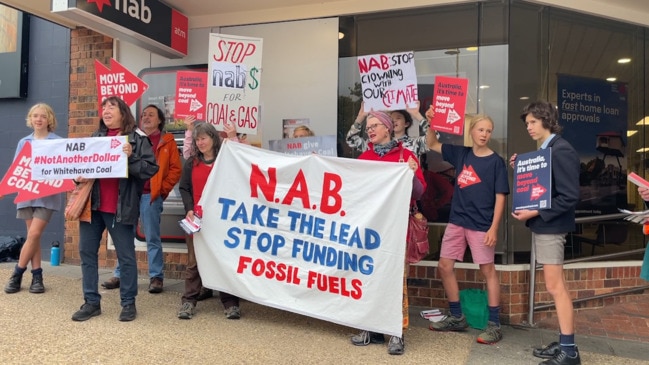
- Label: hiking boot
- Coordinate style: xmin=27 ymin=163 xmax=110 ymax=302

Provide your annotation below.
xmin=387 ymin=336 xmax=405 ymax=355
xmin=119 ymin=304 xmax=137 ymax=322
xmin=224 ymin=305 xmax=241 ymax=319
xmin=177 ymin=302 xmax=195 ymax=320
xmin=4 ymin=272 xmax=23 ymax=294
xmin=101 ymin=277 xmax=120 ymax=290
xmin=72 ymin=302 xmax=101 ymax=321
xmin=429 ymin=314 xmax=468 ymax=331
xmin=148 ymin=277 xmax=163 ymax=294
xmin=477 ymin=321 xmax=502 ymax=344
xmin=539 ymin=348 xmax=581 ymax=365
xmin=533 ymin=341 xmax=561 ymax=359
xmin=196 ymin=287 xmax=213 ymax=301
xmin=350 ymin=330 xmax=385 ymax=346
xmin=29 ymin=273 xmax=45 ymax=294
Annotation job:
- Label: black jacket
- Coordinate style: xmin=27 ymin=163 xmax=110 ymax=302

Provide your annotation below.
xmin=89 ymin=126 xmax=159 ymax=225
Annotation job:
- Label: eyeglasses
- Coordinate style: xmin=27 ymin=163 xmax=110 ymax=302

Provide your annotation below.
xmin=365 ymin=123 xmax=383 ymax=133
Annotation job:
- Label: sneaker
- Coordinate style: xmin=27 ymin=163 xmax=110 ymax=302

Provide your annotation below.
xmin=177 ymin=302 xmax=195 ymax=319
xmin=72 ymin=302 xmax=101 ymax=321
xmin=533 ymin=341 xmax=561 ymax=359
xmin=148 ymin=277 xmax=163 ymax=294
xmin=224 ymin=305 xmax=241 ymax=319
xmin=350 ymin=330 xmax=385 ymax=346
xmin=4 ymin=272 xmax=23 ymax=294
xmin=29 ymin=273 xmax=45 ymax=294
xmin=477 ymin=321 xmax=502 ymax=344
xmin=387 ymin=336 xmax=405 ymax=355
xmin=429 ymin=314 xmax=468 ymax=332
xmin=119 ymin=304 xmax=137 ymax=322
xmin=101 ymin=277 xmax=120 ymax=290
xmin=539 ymin=349 xmax=581 ymax=365
xmin=196 ymin=287 xmax=213 ymax=301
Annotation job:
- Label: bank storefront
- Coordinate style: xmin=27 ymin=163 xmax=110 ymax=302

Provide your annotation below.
xmin=0 ymin=0 xmax=647 ymax=324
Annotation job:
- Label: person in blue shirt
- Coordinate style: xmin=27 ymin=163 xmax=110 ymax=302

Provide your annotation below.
xmin=510 ymin=101 xmax=581 ymax=365
xmin=426 ymin=113 xmax=509 ymax=345
xmin=3 ymin=103 xmax=64 ymax=294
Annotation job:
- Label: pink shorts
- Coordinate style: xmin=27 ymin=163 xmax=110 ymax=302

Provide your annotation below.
xmin=440 ymin=223 xmax=495 ymax=264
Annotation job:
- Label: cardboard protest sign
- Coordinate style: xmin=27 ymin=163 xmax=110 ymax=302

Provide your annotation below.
xmin=95 ymin=58 xmax=148 ymax=109
xmin=268 ymin=135 xmax=337 ymax=157
xmin=175 ymin=71 xmax=207 ymax=120
xmin=358 ymin=51 xmax=418 ymax=111
xmin=206 ymin=33 xmax=263 ymax=134
xmin=0 ymin=142 xmax=75 ymax=203
xmin=31 ymin=136 xmax=129 ymax=180
xmin=430 ymin=76 xmax=469 ymax=135
xmin=194 ymin=142 xmax=412 ymax=337
xmin=513 ymin=148 xmax=552 ymax=210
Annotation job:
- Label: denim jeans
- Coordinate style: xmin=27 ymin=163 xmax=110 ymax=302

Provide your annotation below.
xmin=79 ymin=210 xmax=137 ymax=307
xmin=115 ymin=194 xmax=164 ymax=280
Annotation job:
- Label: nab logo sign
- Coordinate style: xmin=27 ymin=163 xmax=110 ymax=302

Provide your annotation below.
xmin=88 ymin=0 xmax=152 ymax=24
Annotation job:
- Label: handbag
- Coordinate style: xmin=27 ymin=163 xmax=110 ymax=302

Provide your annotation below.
xmin=407 ymin=206 xmax=429 ymax=263
xmin=65 ymin=179 xmax=94 ymax=221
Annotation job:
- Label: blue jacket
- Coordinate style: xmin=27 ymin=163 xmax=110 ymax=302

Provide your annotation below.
xmin=526 ymin=136 xmax=579 ymax=234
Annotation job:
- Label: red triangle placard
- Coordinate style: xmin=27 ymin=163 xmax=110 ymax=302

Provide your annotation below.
xmin=95 ymin=58 xmax=149 ymax=110
xmin=0 ymin=142 xmax=76 ymax=203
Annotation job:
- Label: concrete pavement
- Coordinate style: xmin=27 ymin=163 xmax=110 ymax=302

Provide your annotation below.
xmin=0 ymin=262 xmax=647 ymax=364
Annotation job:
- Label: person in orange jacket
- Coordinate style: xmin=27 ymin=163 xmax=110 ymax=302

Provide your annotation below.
xmin=102 ymin=104 xmax=182 ymax=294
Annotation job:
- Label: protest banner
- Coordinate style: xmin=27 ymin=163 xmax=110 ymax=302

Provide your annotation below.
xmin=95 ymin=58 xmax=148 ymax=110
xmin=194 ymin=142 xmax=412 ymax=336
xmin=175 ymin=70 xmax=207 ymax=120
xmin=30 ymin=136 xmax=128 ymax=180
xmin=206 ymin=33 xmax=263 ymax=135
xmin=513 ymin=148 xmax=552 ymax=210
xmin=358 ymin=51 xmax=418 ymax=111
xmin=0 ymin=142 xmax=75 ymax=203
xmin=430 ymin=76 xmax=469 ymax=135
xmin=268 ymin=135 xmax=337 ymax=157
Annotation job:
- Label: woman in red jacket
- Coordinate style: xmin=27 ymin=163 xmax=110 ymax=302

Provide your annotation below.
xmin=350 ymin=111 xmax=426 ymax=355
xmin=177 ymin=121 xmax=240 ymax=320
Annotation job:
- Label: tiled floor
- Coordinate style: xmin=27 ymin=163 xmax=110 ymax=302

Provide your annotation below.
xmin=535 ymin=291 xmax=649 ymax=343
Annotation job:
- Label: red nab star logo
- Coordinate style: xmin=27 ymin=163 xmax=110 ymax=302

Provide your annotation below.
xmin=457 ymin=165 xmax=481 ymax=189
xmin=530 ymin=184 xmax=547 ymax=200
xmin=87 ymin=0 xmax=112 ymax=12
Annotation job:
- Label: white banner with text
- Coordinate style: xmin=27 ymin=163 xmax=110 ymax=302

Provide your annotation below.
xmin=194 ymin=142 xmax=411 ymax=336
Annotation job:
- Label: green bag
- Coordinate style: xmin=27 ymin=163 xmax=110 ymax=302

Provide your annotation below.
xmin=459 ymin=288 xmax=489 ymax=330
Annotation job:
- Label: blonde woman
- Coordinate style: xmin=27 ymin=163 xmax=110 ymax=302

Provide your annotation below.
xmin=426 ymin=113 xmax=509 ymax=345
xmin=3 ymin=103 xmax=63 ymax=294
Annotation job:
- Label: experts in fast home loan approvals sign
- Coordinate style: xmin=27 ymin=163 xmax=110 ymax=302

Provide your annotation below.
xmin=194 ymin=142 xmax=413 ymax=337
xmin=30 ymin=136 xmax=129 ymax=180
xmin=206 ymin=33 xmax=263 ymax=135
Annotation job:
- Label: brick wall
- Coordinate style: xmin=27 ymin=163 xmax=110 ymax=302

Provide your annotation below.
xmin=408 ymin=263 xmax=647 ymax=325
xmin=63 ymin=28 xmax=113 ymax=266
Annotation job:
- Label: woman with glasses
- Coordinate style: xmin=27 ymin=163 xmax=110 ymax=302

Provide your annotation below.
xmin=349 ymin=111 xmax=426 ymax=355
xmin=346 ymin=101 xmax=430 ymax=158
